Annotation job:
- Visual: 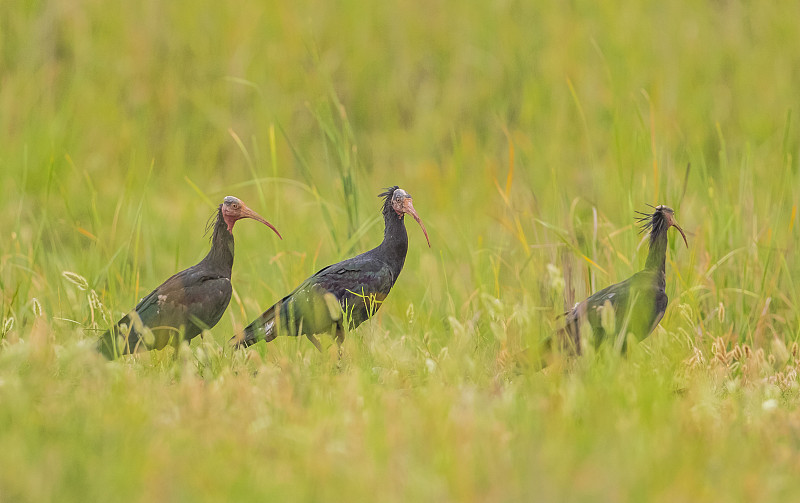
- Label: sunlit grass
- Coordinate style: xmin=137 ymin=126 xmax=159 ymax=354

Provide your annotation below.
xmin=2 ymin=0 xmax=800 ymax=500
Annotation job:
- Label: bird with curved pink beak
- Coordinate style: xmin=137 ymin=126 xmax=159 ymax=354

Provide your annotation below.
xmin=557 ymin=204 xmax=688 ymax=356
xmin=232 ymin=185 xmax=431 ymax=351
xmin=97 ymin=195 xmax=281 ymax=359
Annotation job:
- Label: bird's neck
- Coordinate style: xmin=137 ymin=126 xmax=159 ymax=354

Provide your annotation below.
xmin=201 ymin=210 xmax=234 ymax=275
xmin=644 ymin=228 xmax=668 ymax=274
xmin=377 ymin=208 xmax=409 ymax=279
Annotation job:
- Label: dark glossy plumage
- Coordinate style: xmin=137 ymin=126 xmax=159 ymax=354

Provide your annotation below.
xmin=232 ymin=186 xmax=430 ymax=350
xmin=97 ymin=196 xmax=280 ymax=359
xmin=561 ymin=205 xmax=687 ymax=353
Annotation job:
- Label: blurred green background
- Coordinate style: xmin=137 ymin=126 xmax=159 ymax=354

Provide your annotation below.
xmin=1 ymin=0 xmax=800 ymax=501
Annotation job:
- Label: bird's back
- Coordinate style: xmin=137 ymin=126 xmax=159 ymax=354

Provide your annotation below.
xmin=563 ymin=269 xmax=666 ymax=352
xmin=280 ymin=250 xmax=396 ymax=336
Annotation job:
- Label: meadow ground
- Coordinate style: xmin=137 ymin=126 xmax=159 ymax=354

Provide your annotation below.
xmin=2 ymin=1 xmax=800 ymax=501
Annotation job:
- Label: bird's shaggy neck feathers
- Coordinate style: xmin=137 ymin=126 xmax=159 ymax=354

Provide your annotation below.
xmin=637 ymin=208 xmax=670 ymax=273
xmin=201 ymin=206 xmax=234 ymax=275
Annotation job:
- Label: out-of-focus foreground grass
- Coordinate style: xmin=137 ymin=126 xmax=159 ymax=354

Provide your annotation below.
xmin=1 ymin=0 xmax=800 ymax=501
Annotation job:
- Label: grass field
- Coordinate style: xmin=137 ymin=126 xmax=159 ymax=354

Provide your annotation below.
xmin=2 ymin=0 xmax=800 ymax=500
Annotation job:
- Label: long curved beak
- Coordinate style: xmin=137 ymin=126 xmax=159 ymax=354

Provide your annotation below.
xmin=402 ymin=197 xmax=431 ymax=247
xmin=671 ymin=220 xmax=688 ymax=248
xmin=241 ymin=205 xmax=282 ymax=240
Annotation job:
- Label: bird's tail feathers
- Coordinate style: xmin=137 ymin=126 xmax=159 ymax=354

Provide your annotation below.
xmin=96 ymin=314 xmax=143 ymax=360
xmin=96 ymin=328 xmax=122 ymax=360
xmin=231 ymin=304 xmax=278 ymax=348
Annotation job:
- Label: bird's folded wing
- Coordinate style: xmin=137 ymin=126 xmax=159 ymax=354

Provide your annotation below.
xmin=129 ymin=269 xmax=231 ymax=332
xmin=313 ymin=260 xmax=395 ymax=303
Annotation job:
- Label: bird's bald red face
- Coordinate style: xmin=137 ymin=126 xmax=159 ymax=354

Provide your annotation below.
xmin=660 ymin=206 xmax=688 ymax=247
xmin=390 ymin=189 xmax=431 ymax=247
xmin=221 ymin=196 xmax=282 ymax=239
